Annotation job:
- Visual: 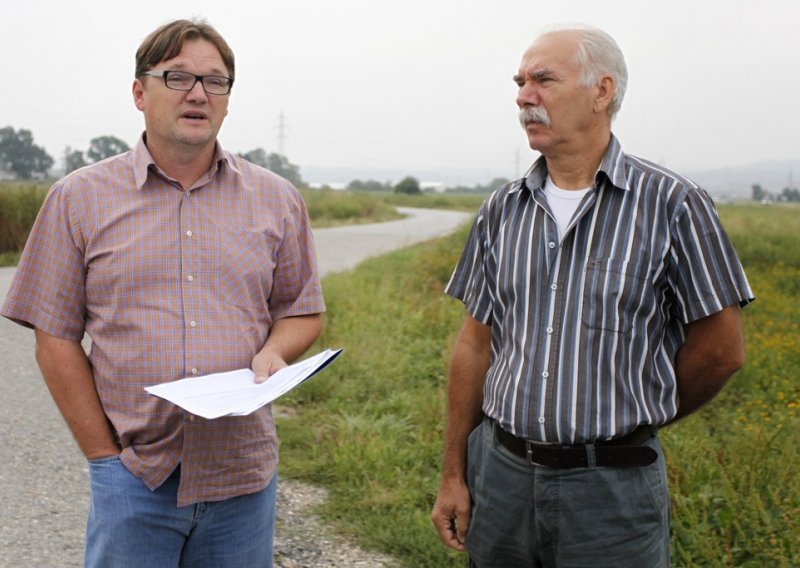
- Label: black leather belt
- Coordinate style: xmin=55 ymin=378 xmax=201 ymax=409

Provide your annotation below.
xmin=493 ymin=421 xmax=658 ymax=468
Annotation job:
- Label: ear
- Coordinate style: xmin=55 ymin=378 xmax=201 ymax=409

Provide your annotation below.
xmin=132 ymin=79 xmax=146 ymax=112
xmin=593 ymin=74 xmax=616 ymax=115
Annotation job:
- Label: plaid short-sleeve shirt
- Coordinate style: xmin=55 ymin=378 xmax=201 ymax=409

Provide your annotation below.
xmin=2 ymin=136 xmax=325 ymax=506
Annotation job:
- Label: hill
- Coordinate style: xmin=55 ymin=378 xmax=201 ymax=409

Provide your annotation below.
xmin=687 ymin=160 xmax=799 ymax=200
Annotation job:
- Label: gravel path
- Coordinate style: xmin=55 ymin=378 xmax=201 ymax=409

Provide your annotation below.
xmin=0 ymin=206 xmax=470 ymax=567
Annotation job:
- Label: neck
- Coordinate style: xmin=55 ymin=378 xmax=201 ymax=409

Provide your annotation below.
xmin=545 ymin=128 xmax=611 ymax=190
xmin=145 ymin=136 xmax=216 ymax=189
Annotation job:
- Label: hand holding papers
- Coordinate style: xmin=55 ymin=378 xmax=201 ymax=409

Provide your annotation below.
xmin=145 ymin=348 xmax=343 ymax=420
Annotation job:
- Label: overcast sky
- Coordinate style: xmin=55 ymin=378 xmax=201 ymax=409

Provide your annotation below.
xmin=2 ymin=0 xmax=798 ymax=184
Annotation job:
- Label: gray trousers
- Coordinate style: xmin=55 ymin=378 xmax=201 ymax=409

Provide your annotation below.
xmin=465 ymin=418 xmax=670 ymax=568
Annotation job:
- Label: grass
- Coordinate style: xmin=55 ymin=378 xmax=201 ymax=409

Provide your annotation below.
xmin=0 ymin=251 xmax=21 ymax=266
xmin=276 ymin=203 xmax=800 ymax=567
xmin=380 ymin=192 xmax=486 ymax=212
xmin=0 ymin=182 xmax=49 ymax=259
xmin=299 ymin=188 xmax=403 ymax=227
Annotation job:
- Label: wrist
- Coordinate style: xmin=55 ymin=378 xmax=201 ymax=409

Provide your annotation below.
xmin=257 ymin=343 xmax=286 ymax=361
xmin=439 ymin=461 xmax=467 ymax=484
xmin=85 ymin=446 xmax=121 ymax=460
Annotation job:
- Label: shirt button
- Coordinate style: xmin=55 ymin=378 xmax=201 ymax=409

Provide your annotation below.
xmin=187 ymin=275 xmax=194 ymax=282
xmin=186 ymin=230 xmax=193 ymax=237
xmin=189 ymin=415 xmax=195 ymax=422
xmin=550 ymin=283 xmax=557 ymax=290
xmin=542 ymin=371 xmax=549 ymax=378
xmin=190 ymin=320 xmax=197 ymax=327
xmin=548 ymin=242 xmax=556 ymax=249
xmin=191 ymin=368 xmax=198 ymax=375
xmin=538 ymin=417 xmax=545 ymax=424
xmin=546 ymin=326 xmax=554 ymax=334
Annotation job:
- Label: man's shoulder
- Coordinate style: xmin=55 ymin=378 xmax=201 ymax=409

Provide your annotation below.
xmin=57 ymin=150 xmax=136 ymax=192
xmin=483 ymin=178 xmax=524 ymax=210
xmin=226 ymin=153 xmax=298 ymax=191
xmin=617 ymin=151 xmax=718 ymax=222
xmin=623 ymin=152 xmax=700 ymax=192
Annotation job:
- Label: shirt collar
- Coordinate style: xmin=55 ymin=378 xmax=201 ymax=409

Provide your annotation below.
xmin=132 ymin=133 xmax=243 ymax=190
xmin=515 ymin=133 xmax=631 ymax=194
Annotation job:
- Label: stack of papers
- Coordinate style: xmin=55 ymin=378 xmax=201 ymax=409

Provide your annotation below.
xmin=145 ymin=348 xmax=343 ymax=419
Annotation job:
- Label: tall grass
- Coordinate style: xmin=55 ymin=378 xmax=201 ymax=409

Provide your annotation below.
xmin=278 ymin=203 xmax=800 ymax=566
xmin=0 ymin=182 xmax=49 ymax=256
xmin=300 ymin=189 xmax=402 ymax=227
xmin=381 ymin=192 xmax=486 ymax=211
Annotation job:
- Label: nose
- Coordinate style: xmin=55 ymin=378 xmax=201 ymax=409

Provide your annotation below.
xmin=185 ymin=79 xmax=209 ymax=102
xmin=516 ymin=81 xmax=539 ymax=109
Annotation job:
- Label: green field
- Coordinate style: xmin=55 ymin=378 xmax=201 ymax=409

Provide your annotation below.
xmin=277 ymin=203 xmax=800 ymax=567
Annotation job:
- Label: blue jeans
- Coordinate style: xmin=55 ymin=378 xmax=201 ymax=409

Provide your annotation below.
xmin=85 ymin=457 xmax=276 ymax=568
xmin=465 ymin=418 xmax=670 ymax=567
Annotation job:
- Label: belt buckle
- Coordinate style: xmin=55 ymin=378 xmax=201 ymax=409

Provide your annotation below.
xmin=525 ymin=441 xmax=548 ymax=467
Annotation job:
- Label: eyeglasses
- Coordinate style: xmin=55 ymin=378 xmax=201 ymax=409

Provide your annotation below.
xmin=140 ymin=70 xmax=234 ymax=95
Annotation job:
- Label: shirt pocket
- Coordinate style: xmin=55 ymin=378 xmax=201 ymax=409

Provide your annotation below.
xmin=581 ymin=257 xmax=648 ymax=335
xmin=219 ymin=228 xmax=276 ymax=311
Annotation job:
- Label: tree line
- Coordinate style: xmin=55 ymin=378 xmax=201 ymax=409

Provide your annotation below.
xmin=344 ymin=176 xmax=424 ymax=195
xmin=0 ymin=126 xmax=135 ymax=179
xmin=751 ymin=183 xmax=800 ymax=203
xmin=0 ymin=125 xmax=305 ymax=186
xmin=1 ymin=124 xmax=508 ymax=194
xmin=0 ymin=127 xmax=54 ymax=179
xmin=344 ymin=176 xmax=511 ymax=195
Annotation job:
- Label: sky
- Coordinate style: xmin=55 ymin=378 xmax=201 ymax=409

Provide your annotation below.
xmin=1 ymin=0 xmax=798 ymax=186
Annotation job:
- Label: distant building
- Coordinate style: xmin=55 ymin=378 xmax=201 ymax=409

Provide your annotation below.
xmin=420 ymin=181 xmax=445 ymax=193
xmin=308 ymin=181 xmax=348 ymax=190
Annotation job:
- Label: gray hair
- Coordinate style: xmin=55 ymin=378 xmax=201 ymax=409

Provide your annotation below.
xmin=540 ymin=24 xmax=628 ymax=119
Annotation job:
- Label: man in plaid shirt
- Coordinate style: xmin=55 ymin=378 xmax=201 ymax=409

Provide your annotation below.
xmin=2 ymin=18 xmax=325 ymax=567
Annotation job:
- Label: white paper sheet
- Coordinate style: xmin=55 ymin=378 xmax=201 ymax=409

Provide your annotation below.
xmin=145 ymin=348 xmax=343 ymax=419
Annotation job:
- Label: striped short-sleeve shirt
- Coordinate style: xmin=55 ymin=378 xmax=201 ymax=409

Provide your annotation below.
xmin=446 ymin=135 xmax=754 ymax=444
xmin=2 ymin=136 xmax=325 ymax=506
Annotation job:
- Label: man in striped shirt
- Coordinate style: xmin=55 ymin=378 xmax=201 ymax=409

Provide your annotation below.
xmin=2 ymin=19 xmax=324 ymax=567
xmin=431 ymin=25 xmax=753 ymax=566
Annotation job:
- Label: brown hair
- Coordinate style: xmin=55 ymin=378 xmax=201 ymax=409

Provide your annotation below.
xmin=135 ymin=18 xmax=235 ymax=80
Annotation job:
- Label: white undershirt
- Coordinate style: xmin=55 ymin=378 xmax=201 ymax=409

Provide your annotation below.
xmin=544 ymin=176 xmax=593 ymax=240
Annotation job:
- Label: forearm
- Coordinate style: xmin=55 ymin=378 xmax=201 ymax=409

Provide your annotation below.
xmin=431 ymin=313 xmax=491 ymax=550
xmin=674 ymin=353 xmax=739 ymax=420
xmin=673 ymin=305 xmax=745 ymax=421
xmin=261 ymin=314 xmax=323 ymax=362
xmin=440 ymin=316 xmax=491 ymax=482
xmin=34 ymin=329 xmax=119 ymax=459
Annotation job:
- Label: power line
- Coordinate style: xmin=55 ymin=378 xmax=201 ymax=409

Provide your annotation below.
xmin=276 ymin=111 xmax=286 ymax=156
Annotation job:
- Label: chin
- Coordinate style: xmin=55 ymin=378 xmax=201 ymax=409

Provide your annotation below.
xmin=177 ymin=133 xmax=215 ymax=147
xmin=526 ymin=135 xmax=549 ymax=153
xmin=522 ymin=126 xmax=547 ymax=149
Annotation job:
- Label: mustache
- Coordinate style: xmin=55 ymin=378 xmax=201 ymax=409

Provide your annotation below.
xmin=518 ymin=107 xmax=552 ymax=128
